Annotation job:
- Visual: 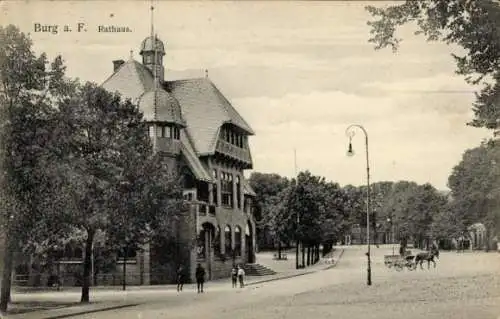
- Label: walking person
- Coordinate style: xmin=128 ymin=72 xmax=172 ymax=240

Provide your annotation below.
xmin=231 ymin=266 xmax=238 ymax=288
xmin=195 ymin=263 xmax=205 ymax=293
xmin=176 ymin=265 xmax=185 ymax=292
xmin=237 ymin=264 xmax=245 ymax=288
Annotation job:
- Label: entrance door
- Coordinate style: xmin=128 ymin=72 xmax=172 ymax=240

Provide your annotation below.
xmin=245 ymin=222 xmax=254 ymax=263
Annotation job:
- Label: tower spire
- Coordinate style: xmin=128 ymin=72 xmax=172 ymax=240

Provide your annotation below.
xmin=151 ymin=0 xmax=158 ymax=119
xmin=150 ymin=0 xmax=155 ymax=39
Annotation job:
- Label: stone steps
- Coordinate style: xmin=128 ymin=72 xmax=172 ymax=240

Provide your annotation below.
xmin=244 ymin=263 xmax=277 ymax=276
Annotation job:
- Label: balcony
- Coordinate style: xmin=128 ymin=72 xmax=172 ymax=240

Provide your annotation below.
xmin=215 ymin=139 xmax=252 ymax=167
xmin=199 ymin=203 xmax=207 ymax=216
xmin=197 ymin=203 xmax=216 ymax=217
xmin=209 ymin=205 xmax=216 ymax=216
xmin=154 ymin=137 xmax=181 ymax=155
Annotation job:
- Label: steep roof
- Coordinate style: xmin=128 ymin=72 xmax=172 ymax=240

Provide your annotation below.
xmin=137 ymin=89 xmax=186 ymax=126
xmin=167 ymin=78 xmax=255 ymax=155
xmin=242 ymin=179 xmax=256 ymax=197
xmin=179 ymin=130 xmax=213 ymax=183
xmin=102 ymin=59 xmax=154 ymax=103
xmin=100 ymin=60 xmax=254 ymax=182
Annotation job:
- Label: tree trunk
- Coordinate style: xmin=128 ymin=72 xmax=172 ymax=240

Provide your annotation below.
xmin=81 ymin=229 xmax=95 ymax=303
xmin=278 ymin=241 xmax=282 ymax=259
xmin=122 ymin=246 xmax=127 ymax=291
xmin=0 ymin=235 xmax=14 ymax=314
xmin=56 ymin=260 xmax=61 ymax=291
xmin=301 ymin=245 xmax=305 ymax=268
xmin=306 ymin=245 xmax=311 ymax=266
xmin=295 ymin=240 xmax=299 ymax=269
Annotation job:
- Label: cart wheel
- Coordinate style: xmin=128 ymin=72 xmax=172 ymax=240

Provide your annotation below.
xmin=406 ymin=264 xmax=414 ymax=271
xmin=395 ymin=264 xmax=403 ymax=271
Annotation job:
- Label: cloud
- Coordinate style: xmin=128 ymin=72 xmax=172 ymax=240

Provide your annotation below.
xmin=364 ymin=73 xmax=475 ymax=94
xmin=233 ymin=89 xmax=490 ymax=189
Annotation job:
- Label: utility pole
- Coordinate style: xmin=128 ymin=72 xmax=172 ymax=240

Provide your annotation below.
xmin=294 ymin=149 xmax=300 ymax=269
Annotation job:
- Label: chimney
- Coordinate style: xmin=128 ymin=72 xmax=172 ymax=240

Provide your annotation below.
xmin=113 ymin=59 xmax=125 ymax=72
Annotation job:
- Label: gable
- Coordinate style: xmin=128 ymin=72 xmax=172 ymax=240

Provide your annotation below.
xmin=167 ymin=78 xmax=254 ymax=155
xmin=102 ymin=59 xmax=154 ymax=103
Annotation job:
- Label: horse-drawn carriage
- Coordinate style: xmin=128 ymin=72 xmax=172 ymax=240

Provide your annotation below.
xmin=384 ymin=248 xmax=440 ymax=271
xmin=384 ymin=250 xmax=415 ymax=271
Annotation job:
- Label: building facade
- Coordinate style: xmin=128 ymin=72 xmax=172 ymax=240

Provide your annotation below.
xmin=99 ymin=34 xmax=257 ymax=284
xmin=12 ymin=33 xmax=257 ymax=287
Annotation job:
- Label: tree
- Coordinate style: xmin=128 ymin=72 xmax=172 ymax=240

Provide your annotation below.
xmin=320 ymin=182 xmax=349 ymax=254
xmin=448 ymin=140 xmax=500 ymax=249
xmin=248 ymin=173 xmax=290 ymax=249
xmin=287 ymin=171 xmax=329 ymax=266
xmin=0 ymin=24 xmax=71 ymax=313
xmin=52 ymin=82 xmax=182 ymax=302
xmin=366 ymin=0 xmax=500 ymax=134
xmin=342 ymin=184 xmax=366 ymax=227
xmin=106 ymin=155 xmax=184 ymax=290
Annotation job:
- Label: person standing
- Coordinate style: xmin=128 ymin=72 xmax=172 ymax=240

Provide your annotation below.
xmin=195 ymin=263 xmax=205 ymax=293
xmin=176 ymin=265 xmax=185 ymax=292
xmin=231 ymin=266 xmax=238 ymax=288
xmin=237 ymin=265 xmax=245 ymax=288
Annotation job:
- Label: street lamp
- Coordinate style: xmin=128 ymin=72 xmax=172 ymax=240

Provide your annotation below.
xmin=345 ymin=124 xmax=372 ymax=286
xmin=387 ymin=217 xmax=395 ymax=255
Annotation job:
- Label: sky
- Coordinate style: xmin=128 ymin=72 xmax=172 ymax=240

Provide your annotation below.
xmin=2 ymin=0 xmax=493 ymax=190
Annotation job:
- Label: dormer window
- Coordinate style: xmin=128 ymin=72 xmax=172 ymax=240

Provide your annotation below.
xmin=221 ymin=125 xmax=246 ymax=149
xmin=172 ymin=126 xmax=180 ymax=139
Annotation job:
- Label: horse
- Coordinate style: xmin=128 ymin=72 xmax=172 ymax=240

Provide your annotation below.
xmin=414 ymin=248 xmax=439 ymax=270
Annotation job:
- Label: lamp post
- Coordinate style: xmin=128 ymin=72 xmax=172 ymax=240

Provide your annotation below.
xmin=387 ymin=217 xmax=394 ymax=255
xmin=119 ymin=180 xmax=132 ymax=291
xmin=345 ymin=124 xmax=372 ymax=286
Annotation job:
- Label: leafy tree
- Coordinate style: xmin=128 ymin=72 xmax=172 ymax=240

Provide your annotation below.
xmin=448 ymin=140 xmax=500 ymax=249
xmin=288 ymin=171 xmax=331 ymax=265
xmin=106 ymin=155 xmax=184 ymax=289
xmin=52 ymin=82 xmax=182 ymax=302
xmin=366 ymin=0 xmax=500 ymax=134
xmin=320 ymin=182 xmax=349 ymax=253
xmin=342 ymin=184 xmax=366 ymax=227
xmin=0 ymin=24 xmax=72 ymax=313
xmin=248 ymin=173 xmax=290 ymax=249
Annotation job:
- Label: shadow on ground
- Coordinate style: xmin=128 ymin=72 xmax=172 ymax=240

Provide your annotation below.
xmin=8 ymin=301 xmax=82 ymax=315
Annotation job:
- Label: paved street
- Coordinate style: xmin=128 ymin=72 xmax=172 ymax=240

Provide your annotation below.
xmin=47 ymin=245 xmax=500 ymax=319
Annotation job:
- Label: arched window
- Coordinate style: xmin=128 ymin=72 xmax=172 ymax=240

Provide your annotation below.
xmin=212 ymin=169 xmax=218 ymax=206
xmin=214 ymin=225 xmax=221 ymax=256
xmin=234 ymin=226 xmax=242 ymax=257
xmin=221 ymin=172 xmax=233 ymax=208
xmin=236 ymin=176 xmax=241 ymax=209
xmin=224 ymin=225 xmax=232 ymax=255
xmin=197 ymin=228 xmax=206 ymax=260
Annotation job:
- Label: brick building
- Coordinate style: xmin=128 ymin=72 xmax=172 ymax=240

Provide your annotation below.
xmin=100 ymin=33 xmax=257 ymax=284
xmin=12 ymin=32 xmax=257 ymax=287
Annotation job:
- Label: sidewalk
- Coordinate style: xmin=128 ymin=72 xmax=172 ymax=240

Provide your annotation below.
xmin=5 ymin=248 xmax=344 ymax=319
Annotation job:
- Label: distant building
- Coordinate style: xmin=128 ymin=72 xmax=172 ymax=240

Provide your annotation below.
xmin=468 ymin=223 xmax=487 ymax=250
